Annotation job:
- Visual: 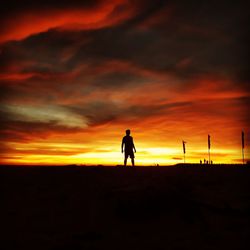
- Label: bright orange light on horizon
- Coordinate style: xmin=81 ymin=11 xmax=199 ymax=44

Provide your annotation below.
xmin=1 ymin=124 xmax=249 ymax=165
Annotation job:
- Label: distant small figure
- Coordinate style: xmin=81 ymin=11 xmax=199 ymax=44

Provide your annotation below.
xmin=204 ymin=158 xmax=206 ymax=164
xmin=200 ymin=160 xmax=202 ymax=164
xmin=211 ymin=160 xmax=213 ymax=164
xmin=121 ymin=129 xmax=136 ymax=166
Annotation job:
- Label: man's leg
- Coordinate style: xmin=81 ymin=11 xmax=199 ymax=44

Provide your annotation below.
xmin=131 ymin=158 xmax=135 ymax=167
xmin=124 ymin=157 xmax=128 ymax=166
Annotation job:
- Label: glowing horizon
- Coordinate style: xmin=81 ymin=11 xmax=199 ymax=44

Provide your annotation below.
xmin=2 ymin=127 xmax=248 ymax=165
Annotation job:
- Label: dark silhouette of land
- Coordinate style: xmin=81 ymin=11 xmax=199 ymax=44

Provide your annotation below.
xmin=1 ymin=164 xmax=250 ymax=250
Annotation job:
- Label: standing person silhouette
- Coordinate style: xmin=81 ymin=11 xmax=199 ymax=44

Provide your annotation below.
xmin=121 ymin=129 xmax=136 ymax=166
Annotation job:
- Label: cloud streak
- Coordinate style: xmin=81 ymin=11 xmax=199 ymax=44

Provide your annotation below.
xmin=0 ymin=0 xmax=140 ymax=43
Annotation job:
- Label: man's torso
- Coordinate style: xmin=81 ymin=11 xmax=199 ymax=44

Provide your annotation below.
xmin=123 ymin=136 xmax=133 ymax=151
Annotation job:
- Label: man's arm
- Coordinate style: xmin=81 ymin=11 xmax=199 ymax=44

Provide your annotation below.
xmin=132 ymin=138 xmax=136 ymax=153
xmin=121 ymin=138 xmax=124 ymax=153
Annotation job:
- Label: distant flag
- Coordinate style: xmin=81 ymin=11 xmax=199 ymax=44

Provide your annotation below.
xmin=208 ymin=134 xmax=211 ymax=149
xmin=208 ymin=134 xmax=211 ymax=164
xmin=182 ymin=141 xmax=186 ymax=154
xmin=182 ymin=141 xmax=187 ymax=164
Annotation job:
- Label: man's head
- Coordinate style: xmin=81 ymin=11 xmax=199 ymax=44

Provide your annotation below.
xmin=126 ymin=129 xmax=130 ymax=135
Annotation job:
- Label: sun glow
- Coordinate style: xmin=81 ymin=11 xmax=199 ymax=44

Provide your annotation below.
xmin=1 ymin=136 xmax=247 ymax=165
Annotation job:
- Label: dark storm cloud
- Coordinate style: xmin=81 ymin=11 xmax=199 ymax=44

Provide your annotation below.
xmin=68 ymin=0 xmax=249 ymax=83
xmin=0 ymin=0 xmax=96 ymax=12
xmin=89 ymin=72 xmax=150 ymax=89
xmin=0 ymin=2 xmax=249 ymax=140
xmin=0 ymin=30 xmax=85 ymax=73
xmin=67 ymin=100 xmax=193 ymax=127
xmin=0 ymin=120 xmax=82 ymax=143
xmin=0 ymin=0 xmax=249 ymax=138
xmin=1 ymin=0 xmax=249 ymax=84
xmin=0 ymin=0 xmax=163 ymax=21
xmin=0 ymin=0 xmax=168 ymax=73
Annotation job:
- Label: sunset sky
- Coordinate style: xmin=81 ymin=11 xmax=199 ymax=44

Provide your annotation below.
xmin=0 ymin=0 xmax=249 ymax=165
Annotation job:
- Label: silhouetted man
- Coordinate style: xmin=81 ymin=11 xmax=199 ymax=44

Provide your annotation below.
xmin=121 ymin=129 xmax=136 ymax=166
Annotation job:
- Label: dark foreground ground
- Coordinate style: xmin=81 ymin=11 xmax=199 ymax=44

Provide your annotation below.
xmin=1 ymin=164 xmax=250 ymax=250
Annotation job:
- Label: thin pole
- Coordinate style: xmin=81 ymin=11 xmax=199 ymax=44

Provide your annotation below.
xmin=242 ymin=148 xmax=244 ymax=165
xmin=242 ymin=131 xmax=245 ymax=165
xmin=208 ymin=148 xmax=210 ymax=165
xmin=208 ymin=135 xmax=211 ymax=165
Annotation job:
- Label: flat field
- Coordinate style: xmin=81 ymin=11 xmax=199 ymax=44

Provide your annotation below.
xmin=1 ymin=164 xmax=250 ymax=250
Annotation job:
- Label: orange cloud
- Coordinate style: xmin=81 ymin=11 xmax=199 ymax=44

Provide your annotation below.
xmin=0 ymin=0 xmax=136 ymax=43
